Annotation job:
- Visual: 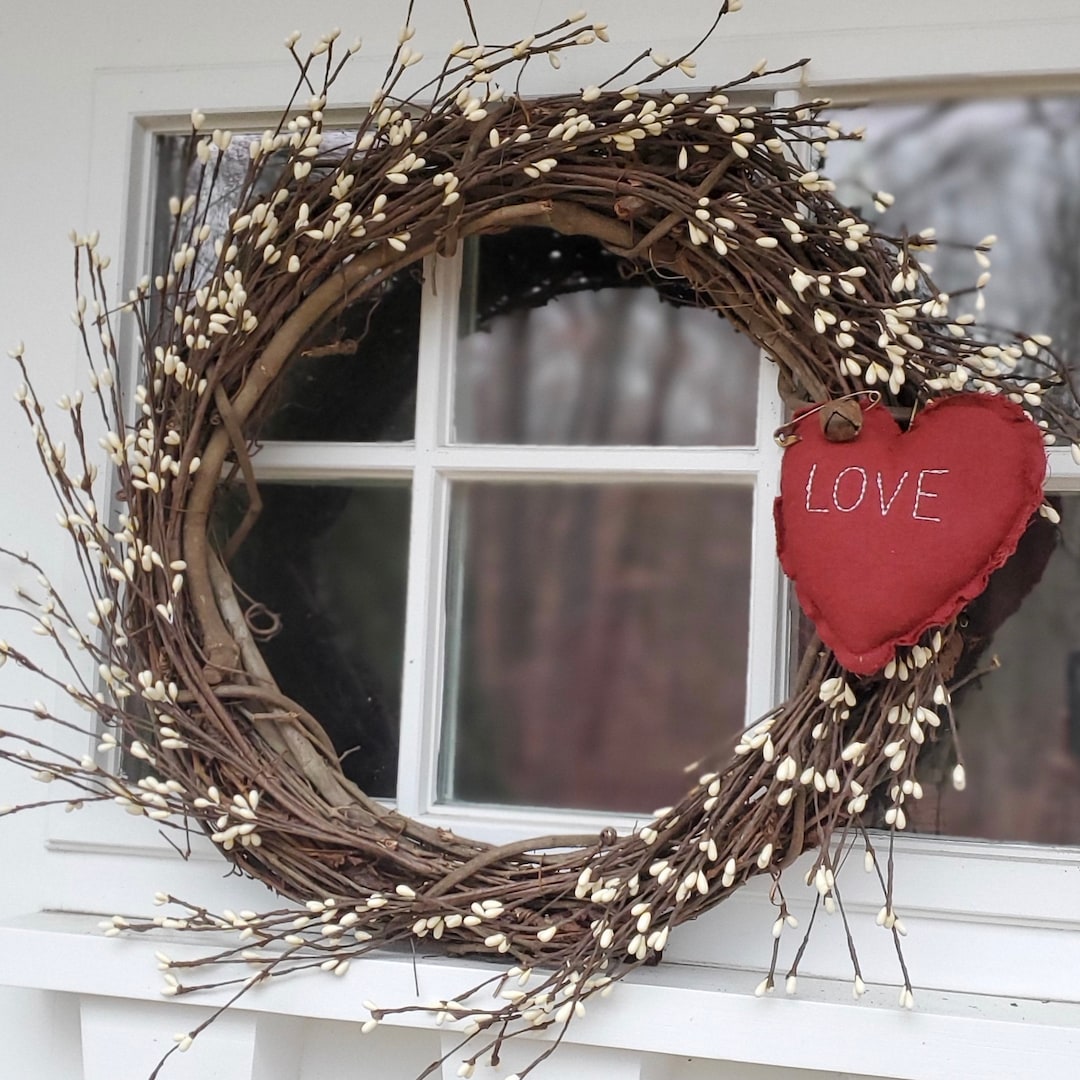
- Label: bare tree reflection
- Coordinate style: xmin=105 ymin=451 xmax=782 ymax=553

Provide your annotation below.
xmin=830 ymin=99 xmax=1080 ymax=844
xmin=444 ymin=231 xmax=760 ymax=813
xmin=446 ymin=483 xmax=753 ymax=813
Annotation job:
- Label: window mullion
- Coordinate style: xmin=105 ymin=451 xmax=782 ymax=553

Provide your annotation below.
xmin=249 ymin=442 xmax=415 ymax=481
xmin=745 ymin=350 xmax=791 ymax=726
xmin=427 ymin=444 xmax=764 ymax=477
xmin=395 ymin=254 xmax=462 ymax=816
xmin=739 ymin=87 xmax=807 ymax=728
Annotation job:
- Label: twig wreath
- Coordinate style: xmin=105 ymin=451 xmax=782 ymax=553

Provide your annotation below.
xmin=4 ymin=4 xmax=1080 ymax=1077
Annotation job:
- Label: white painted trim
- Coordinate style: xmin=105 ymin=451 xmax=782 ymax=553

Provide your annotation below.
xmin=3 ymin=910 xmax=1080 ymax=1080
xmin=747 ymin=356 xmax=792 ymax=720
xmin=1047 ymin=445 xmax=1080 ymax=489
xmin=27 ymin=20 xmax=1080 ymax=1015
xmin=80 ymin=996 xmax=305 ymax=1080
xmin=418 ymin=446 xmax=764 ymax=476
xmin=249 ymin=443 xmax=416 ymax=479
xmin=250 ymin=442 xmax=768 ymax=481
xmin=395 ymin=254 xmax=459 ymax=819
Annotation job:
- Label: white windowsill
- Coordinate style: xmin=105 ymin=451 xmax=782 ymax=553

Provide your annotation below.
xmin=1 ymin=909 xmax=1079 ymax=1079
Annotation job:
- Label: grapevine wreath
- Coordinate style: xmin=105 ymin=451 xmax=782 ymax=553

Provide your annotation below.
xmin=4 ymin=6 xmax=1080 ymax=1078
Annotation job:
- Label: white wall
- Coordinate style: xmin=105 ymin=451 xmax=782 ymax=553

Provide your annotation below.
xmin=4 ymin=2 xmax=1080 ymax=1077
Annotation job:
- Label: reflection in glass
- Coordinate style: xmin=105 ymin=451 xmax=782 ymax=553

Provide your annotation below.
xmin=454 ymin=230 xmax=760 ymax=446
xmin=256 ymin=267 xmax=421 ymax=442
xmin=823 ymin=97 xmax=1080 ymax=844
xmin=153 ymin=132 xmax=420 ymax=442
xmin=826 ymin=97 xmax=1080 ymax=419
xmin=440 ymin=482 xmax=753 ymax=813
xmin=907 ymin=496 xmax=1080 ymax=844
xmin=217 ymin=481 xmax=411 ymax=797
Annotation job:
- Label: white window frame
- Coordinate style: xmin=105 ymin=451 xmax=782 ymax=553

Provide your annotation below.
xmin=249 ymin=247 xmax=788 ymax=843
xmin=37 ymin=45 xmax=1080 ymax=1007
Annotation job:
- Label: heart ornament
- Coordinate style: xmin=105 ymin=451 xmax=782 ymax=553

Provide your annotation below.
xmin=774 ymin=394 xmax=1048 ymax=674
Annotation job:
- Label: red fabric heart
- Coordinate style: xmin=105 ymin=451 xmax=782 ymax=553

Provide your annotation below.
xmin=774 ymin=394 xmax=1047 ymax=674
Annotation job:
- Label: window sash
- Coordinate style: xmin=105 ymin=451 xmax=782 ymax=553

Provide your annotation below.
xmin=38 ymin=60 xmax=1080 ymax=1003
xmin=241 ymin=252 xmax=786 ymax=831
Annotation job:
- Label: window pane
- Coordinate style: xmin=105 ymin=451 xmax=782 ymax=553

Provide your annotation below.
xmin=217 ymin=480 xmax=410 ymax=798
xmin=825 ymin=99 xmax=1080 ymax=842
xmin=440 ymin=482 xmax=753 ymax=813
xmin=906 ymin=496 xmax=1080 ymax=844
xmin=256 ymin=268 xmax=420 ymax=442
xmin=454 ymin=230 xmax=759 ymax=446
xmin=153 ymin=132 xmax=420 ymax=442
xmin=826 ymin=97 xmax=1080 ymax=419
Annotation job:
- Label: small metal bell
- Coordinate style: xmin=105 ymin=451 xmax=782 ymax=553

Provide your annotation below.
xmin=819 ymin=397 xmax=865 ymax=442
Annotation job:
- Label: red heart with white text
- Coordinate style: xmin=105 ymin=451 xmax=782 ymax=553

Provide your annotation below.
xmin=774 ymin=394 xmax=1047 ymax=674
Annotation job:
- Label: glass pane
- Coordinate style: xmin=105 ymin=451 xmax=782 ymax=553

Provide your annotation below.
xmin=216 ymin=480 xmax=410 ymax=798
xmin=153 ymin=132 xmax=419 ymax=442
xmin=820 ymin=98 xmax=1080 ymax=843
xmin=906 ymin=496 xmax=1080 ymax=843
xmin=454 ymin=230 xmax=759 ymax=446
xmin=440 ymin=482 xmax=753 ymax=813
xmin=825 ymin=97 xmax=1080 ymax=420
xmin=256 ymin=267 xmax=420 ymax=442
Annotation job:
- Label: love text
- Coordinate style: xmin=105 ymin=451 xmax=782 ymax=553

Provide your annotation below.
xmin=804 ymin=464 xmax=949 ymax=522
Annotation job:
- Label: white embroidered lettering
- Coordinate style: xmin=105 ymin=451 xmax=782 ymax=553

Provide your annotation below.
xmin=804 ymin=463 xmax=830 ymax=513
xmin=876 ymin=470 xmax=909 ymax=515
xmin=912 ymin=469 xmax=948 ymax=522
xmin=799 ymin=464 xmax=948 ymax=520
xmin=832 ymin=466 xmax=868 ymax=512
